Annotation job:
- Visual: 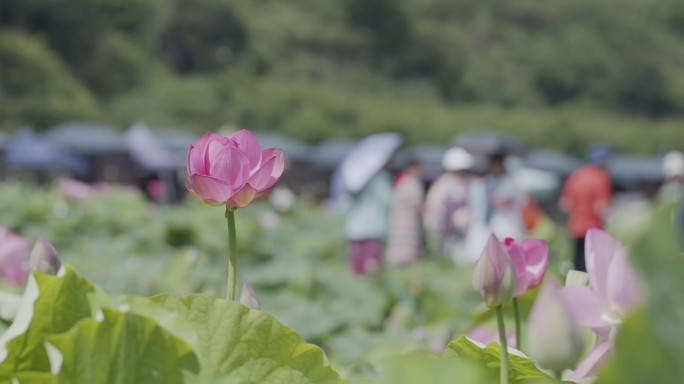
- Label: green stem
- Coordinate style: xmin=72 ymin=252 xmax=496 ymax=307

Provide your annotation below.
xmin=226 ymin=208 xmax=237 ymax=301
xmin=496 ymin=305 xmax=510 ymax=384
xmin=513 ymin=297 xmax=522 ymax=350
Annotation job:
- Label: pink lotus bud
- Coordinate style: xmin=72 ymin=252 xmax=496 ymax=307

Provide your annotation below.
xmin=502 ymin=237 xmax=549 ymax=297
xmin=29 ymin=236 xmax=61 ymax=274
xmin=473 ymin=234 xmax=517 ymax=307
xmin=526 ymin=278 xmax=584 ymax=372
xmin=239 ymin=281 xmax=260 ymax=309
xmin=0 ymin=227 xmax=30 ymax=286
xmin=186 ymin=130 xmax=285 ymax=210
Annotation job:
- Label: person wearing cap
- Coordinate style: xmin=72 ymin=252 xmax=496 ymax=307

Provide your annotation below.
xmin=559 ymin=143 xmax=613 ymax=272
xmin=424 ymin=147 xmax=475 ymax=261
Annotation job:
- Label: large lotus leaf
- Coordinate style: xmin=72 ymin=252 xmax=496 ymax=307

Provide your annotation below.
xmin=379 ymin=354 xmax=485 ymax=384
xmin=147 ymin=294 xmax=342 ymax=383
xmin=444 ymin=336 xmax=559 ymax=383
xmin=46 ymin=308 xmax=199 ymax=384
xmin=596 ymin=309 xmax=677 ymax=384
xmin=0 ymin=266 xmax=95 ymax=378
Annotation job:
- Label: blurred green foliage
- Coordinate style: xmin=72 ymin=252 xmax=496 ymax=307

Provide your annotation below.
xmin=1 ymin=182 xmax=683 ymax=382
xmin=2 ymin=0 xmax=684 ymax=153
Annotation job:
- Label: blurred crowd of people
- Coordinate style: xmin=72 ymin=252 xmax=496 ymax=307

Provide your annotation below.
xmin=343 ymin=137 xmax=684 ymax=276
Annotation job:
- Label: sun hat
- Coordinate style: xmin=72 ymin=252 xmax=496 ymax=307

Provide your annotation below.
xmin=663 ymin=151 xmax=684 ymax=178
xmin=442 ymin=147 xmax=474 ymax=171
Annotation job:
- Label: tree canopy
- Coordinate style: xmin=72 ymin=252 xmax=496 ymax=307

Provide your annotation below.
xmin=1 ymin=0 xmax=684 ymax=154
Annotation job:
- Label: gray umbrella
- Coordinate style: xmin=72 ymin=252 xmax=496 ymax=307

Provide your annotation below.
xmin=394 ymin=143 xmax=450 ymax=182
xmin=310 ymin=138 xmax=359 ymax=171
xmin=609 ymin=155 xmax=664 ymax=184
xmin=0 ymin=132 xmax=8 ymax=149
xmin=451 ymin=130 xmax=526 ymax=156
xmin=525 ymin=149 xmax=581 ymax=175
xmin=252 ymin=131 xmax=311 ymax=162
xmin=44 ymin=121 xmax=127 ymax=155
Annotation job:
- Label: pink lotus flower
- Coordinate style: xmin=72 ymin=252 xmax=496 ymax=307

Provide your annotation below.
xmin=473 ymin=234 xmax=517 ymax=308
xmin=526 ymin=278 xmax=584 ymax=372
xmin=559 ymin=228 xmax=644 ymax=380
xmin=502 ymin=237 xmax=548 ymax=297
xmin=0 ymin=227 xmax=30 ymax=286
xmin=29 ymin=236 xmax=61 ymax=274
xmin=186 ymin=130 xmax=285 ymax=210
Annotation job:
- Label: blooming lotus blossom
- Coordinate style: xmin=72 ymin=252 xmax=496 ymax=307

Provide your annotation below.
xmin=186 ymin=130 xmax=285 ymax=209
xmin=29 ymin=236 xmax=61 ymax=274
xmin=559 ymin=228 xmax=644 ymax=380
xmin=239 ymin=281 xmax=260 ymax=309
xmin=526 ymin=278 xmax=584 ymax=372
xmin=0 ymin=227 xmax=30 ymax=286
xmin=473 ymin=234 xmax=517 ymax=308
xmin=502 ymin=237 xmax=548 ymax=297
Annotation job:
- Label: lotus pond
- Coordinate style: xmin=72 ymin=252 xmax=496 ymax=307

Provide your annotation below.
xmin=0 ymin=181 xmax=681 ymax=383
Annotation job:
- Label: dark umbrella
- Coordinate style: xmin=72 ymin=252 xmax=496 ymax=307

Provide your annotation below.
xmin=5 ymin=128 xmax=89 ymax=175
xmin=451 ymin=130 xmax=526 ymax=156
xmin=525 ymin=149 xmax=581 ymax=175
xmin=44 ymin=121 xmax=127 ymax=155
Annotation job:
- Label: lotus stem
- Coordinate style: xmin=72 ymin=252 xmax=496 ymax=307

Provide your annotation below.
xmin=513 ymin=297 xmax=522 ymax=350
xmin=226 ymin=208 xmax=237 ymax=301
xmin=496 ymin=305 xmax=510 ymax=384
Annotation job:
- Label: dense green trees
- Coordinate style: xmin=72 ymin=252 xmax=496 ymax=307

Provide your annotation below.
xmin=1 ymin=0 xmax=684 ymax=153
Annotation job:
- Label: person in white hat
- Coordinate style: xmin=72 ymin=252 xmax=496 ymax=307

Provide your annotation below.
xmin=659 ymin=150 xmax=684 ymax=244
xmin=423 ymin=147 xmax=476 ymax=261
xmin=659 ymin=150 xmax=684 ymax=203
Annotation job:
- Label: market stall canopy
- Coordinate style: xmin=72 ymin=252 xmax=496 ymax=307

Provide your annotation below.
xmin=252 ymin=131 xmax=311 ymax=162
xmin=310 ymin=138 xmax=359 ymax=171
xmin=44 ymin=121 xmax=127 ymax=155
xmin=451 ymin=130 xmax=526 ymax=156
xmin=609 ymin=154 xmax=664 ymax=184
xmin=0 ymin=132 xmax=8 ymax=149
xmin=125 ymin=123 xmax=180 ymax=171
xmin=5 ymin=129 xmax=89 ymax=175
xmin=157 ymin=129 xmax=196 ymax=154
xmin=525 ymin=149 xmax=581 ymax=175
xmin=341 ymin=132 xmax=402 ymax=193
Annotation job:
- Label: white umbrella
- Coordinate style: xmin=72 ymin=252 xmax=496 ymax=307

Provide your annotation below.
xmin=125 ymin=123 xmax=177 ymax=170
xmin=340 ymin=132 xmax=402 ymax=193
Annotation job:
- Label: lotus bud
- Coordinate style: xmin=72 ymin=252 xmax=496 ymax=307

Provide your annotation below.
xmin=239 ymin=281 xmax=260 ymax=310
xmin=473 ymin=234 xmax=517 ymax=307
xmin=526 ymin=278 xmax=584 ymax=372
xmin=565 ymin=270 xmax=590 ymax=286
xmin=29 ymin=236 xmax=61 ymax=274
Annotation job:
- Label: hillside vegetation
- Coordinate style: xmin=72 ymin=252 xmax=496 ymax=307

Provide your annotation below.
xmin=2 ymin=0 xmax=684 ymax=154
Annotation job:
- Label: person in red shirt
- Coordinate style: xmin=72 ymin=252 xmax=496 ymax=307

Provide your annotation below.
xmin=559 ymin=144 xmax=613 ymax=271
